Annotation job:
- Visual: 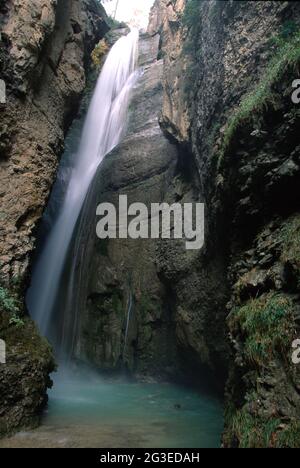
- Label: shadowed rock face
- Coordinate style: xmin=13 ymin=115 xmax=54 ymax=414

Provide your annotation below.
xmin=0 ymin=0 xmax=108 ymax=437
xmin=150 ymin=0 xmax=300 ymax=448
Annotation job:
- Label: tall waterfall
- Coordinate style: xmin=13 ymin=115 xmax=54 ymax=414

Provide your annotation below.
xmin=27 ymin=30 xmax=139 ymax=342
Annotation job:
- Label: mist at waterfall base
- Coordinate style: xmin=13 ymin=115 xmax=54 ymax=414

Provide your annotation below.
xmin=23 ymin=31 xmax=224 ymax=448
xmin=0 ymin=369 xmax=223 ymax=448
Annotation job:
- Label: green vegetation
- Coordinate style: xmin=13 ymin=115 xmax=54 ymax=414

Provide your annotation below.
xmin=182 ymin=0 xmax=201 ymax=33
xmin=279 ymin=215 xmax=300 ymax=267
xmin=9 ymin=314 xmax=25 ymax=328
xmin=91 ymin=39 xmax=109 ymax=69
xmin=182 ymin=1 xmax=225 ymax=95
xmin=217 ymin=28 xmax=300 ymax=168
xmin=230 ymin=293 xmax=294 ymax=366
xmin=225 ymin=405 xmax=300 ymax=448
xmin=0 ymin=286 xmax=20 ymax=314
xmin=271 ymin=20 xmax=299 ymax=46
xmin=0 ymin=284 xmax=25 ymax=328
xmin=277 ymin=420 xmax=300 ymax=448
xmin=232 ymin=410 xmax=280 ymax=448
xmin=225 ymin=406 xmax=279 ymax=448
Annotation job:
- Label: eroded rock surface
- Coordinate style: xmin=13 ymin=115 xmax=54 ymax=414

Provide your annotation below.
xmin=0 ymin=0 xmax=108 ymax=283
xmin=0 ymin=0 xmax=108 ymax=436
xmin=151 ymin=0 xmax=300 ymax=448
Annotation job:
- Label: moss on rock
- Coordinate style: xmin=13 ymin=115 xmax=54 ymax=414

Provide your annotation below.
xmin=280 ymin=215 xmax=300 ymax=270
xmin=217 ymin=30 xmax=300 ymax=169
xmin=224 ymin=402 xmax=300 ymax=449
xmin=229 ymin=293 xmax=295 ymax=367
xmin=0 ymin=284 xmax=55 ymax=437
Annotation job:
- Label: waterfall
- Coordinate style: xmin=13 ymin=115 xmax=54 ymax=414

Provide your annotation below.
xmin=123 ymin=291 xmax=133 ymax=358
xmin=27 ymin=29 xmax=139 ymax=342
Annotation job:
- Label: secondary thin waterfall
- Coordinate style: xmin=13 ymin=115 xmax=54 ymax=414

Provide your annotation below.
xmin=27 ymin=29 xmax=139 ymax=340
xmin=123 ymin=291 xmax=133 ymax=358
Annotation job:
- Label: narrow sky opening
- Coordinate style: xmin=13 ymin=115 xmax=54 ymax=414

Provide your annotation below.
xmin=101 ymin=0 xmax=155 ymax=29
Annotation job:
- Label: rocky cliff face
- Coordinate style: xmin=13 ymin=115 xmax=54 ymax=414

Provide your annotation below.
xmin=150 ymin=0 xmax=300 ymax=448
xmin=0 ymin=0 xmax=108 ymax=283
xmin=0 ymin=0 xmax=108 ymax=436
xmin=148 ymin=0 xmax=189 ymax=143
xmin=2 ymin=0 xmax=299 ymax=447
xmin=48 ymin=1 xmax=228 ymax=387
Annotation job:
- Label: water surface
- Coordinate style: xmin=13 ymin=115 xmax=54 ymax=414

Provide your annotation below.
xmin=0 ymin=370 xmax=223 ymax=448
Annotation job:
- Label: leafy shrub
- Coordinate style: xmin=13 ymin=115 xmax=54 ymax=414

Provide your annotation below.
xmin=0 ymin=286 xmax=20 ymax=314
xmin=9 ymin=314 xmax=25 ymax=328
xmin=91 ymin=39 xmax=109 ymax=69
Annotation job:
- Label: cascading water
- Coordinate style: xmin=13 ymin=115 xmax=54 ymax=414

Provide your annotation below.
xmin=27 ymin=29 xmax=139 ymax=344
xmin=123 ymin=291 xmax=133 ymax=358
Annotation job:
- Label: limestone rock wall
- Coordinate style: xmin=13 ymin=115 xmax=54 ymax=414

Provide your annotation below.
xmin=148 ymin=0 xmax=189 ymax=143
xmin=0 ymin=0 xmax=108 ymax=284
xmin=151 ymin=0 xmax=300 ymax=448
xmin=0 ymin=0 xmax=108 ymax=436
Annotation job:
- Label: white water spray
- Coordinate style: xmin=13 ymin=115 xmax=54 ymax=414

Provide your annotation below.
xmin=27 ymin=30 xmax=139 ymax=338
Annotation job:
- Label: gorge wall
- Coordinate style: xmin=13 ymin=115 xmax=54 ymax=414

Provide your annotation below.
xmin=0 ymin=0 xmax=108 ymax=436
xmin=67 ymin=33 xmax=182 ymax=379
xmin=67 ymin=28 xmax=227 ymax=384
xmin=1 ymin=0 xmax=300 ymax=449
xmin=148 ymin=0 xmax=300 ymax=448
